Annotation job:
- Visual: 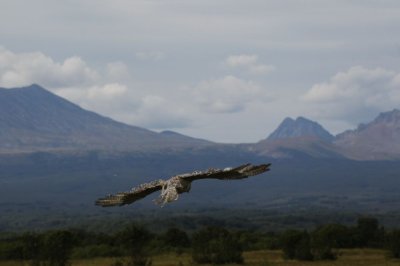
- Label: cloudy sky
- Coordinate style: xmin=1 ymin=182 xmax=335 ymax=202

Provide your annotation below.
xmin=1 ymin=0 xmax=400 ymax=142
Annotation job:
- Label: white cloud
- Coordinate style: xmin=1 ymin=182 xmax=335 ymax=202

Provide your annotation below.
xmin=0 ymin=47 xmax=99 ymax=88
xmin=0 ymin=47 xmax=191 ymax=130
xmin=191 ymin=75 xmax=268 ymax=113
xmin=55 ymin=83 xmax=138 ymax=114
xmin=130 ymin=95 xmax=191 ymax=129
xmin=224 ymin=54 xmax=275 ymax=75
xmin=303 ymin=66 xmax=400 ymax=122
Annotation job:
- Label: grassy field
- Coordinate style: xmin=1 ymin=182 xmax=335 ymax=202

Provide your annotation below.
xmin=1 ymin=249 xmax=399 ymax=266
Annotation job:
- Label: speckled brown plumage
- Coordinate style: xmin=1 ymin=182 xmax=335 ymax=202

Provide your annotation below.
xmin=95 ymin=163 xmax=270 ymax=207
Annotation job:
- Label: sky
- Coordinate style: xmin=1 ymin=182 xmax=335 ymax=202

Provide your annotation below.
xmin=1 ymin=0 xmax=400 ymax=143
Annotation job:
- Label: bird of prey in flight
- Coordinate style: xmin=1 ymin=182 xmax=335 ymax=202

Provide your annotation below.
xmin=95 ymin=163 xmax=270 ymax=207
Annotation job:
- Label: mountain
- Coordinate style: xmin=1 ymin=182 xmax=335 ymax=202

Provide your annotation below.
xmin=250 ymin=117 xmax=338 ymax=158
xmin=267 ymin=117 xmax=334 ymax=141
xmin=335 ymin=109 xmax=400 ymax=160
xmin=0 ymin=84 xmax=211 ymax=153
xmin=1 ymin=84 xmax=400 ymax=160
xmin=254 ymin=111 xmax=400 ymax=160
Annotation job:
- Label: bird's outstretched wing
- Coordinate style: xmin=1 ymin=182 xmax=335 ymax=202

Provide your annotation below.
xmin=179 ymin=163 xmax=270 ymax=182
xmin=95 ymin=179 xmax=164 ymax=207
xmin=95 ymin=163 xmax=271 ymax=207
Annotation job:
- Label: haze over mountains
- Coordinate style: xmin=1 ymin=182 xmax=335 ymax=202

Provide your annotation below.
xmin=1 ymin=84 xmax=400 ymax=160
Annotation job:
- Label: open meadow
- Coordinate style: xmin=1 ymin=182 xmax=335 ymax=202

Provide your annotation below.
xmin=1 ymin=249 xmax=400 ymax=266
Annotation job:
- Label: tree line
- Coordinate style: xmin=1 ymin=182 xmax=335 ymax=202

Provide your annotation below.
xmin=0 ymin=217 xmax=400 ymax=265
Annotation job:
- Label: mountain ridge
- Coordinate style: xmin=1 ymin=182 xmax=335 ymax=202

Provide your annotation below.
xmin=1 ymin=84 xmax=400 ymax=160
xmin=0 ymin=84 xmax=212 ymax=153
xmin=1 ymin=85 xmax=400 ymax=226
xmin=334 ymin=109 xmax=400 ymax=160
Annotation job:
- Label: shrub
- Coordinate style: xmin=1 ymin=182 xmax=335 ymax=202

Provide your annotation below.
xmin=311 ymin=224 xmax=344 ymax=260
xmin=164 ymin=228 xmax=189 ymax=247
xmin=280 ymin=230 xmax=313 ymax=261
xmin=163 ymin=227 xmax=190 ymax=254
xmin=356 ymin=217 xmax=383 ymax=247
xmin=72 ymin=244 xmax=123 ymax=258
xmin=118 ymin=223 xmax=152 ymax=266
xmin=192 ymin=227 xmax=243 ymax=264
xmin=41 ymin=230 xmax=74 ymax=266
xmin=386 ymin=230 xmax=400 ymax=258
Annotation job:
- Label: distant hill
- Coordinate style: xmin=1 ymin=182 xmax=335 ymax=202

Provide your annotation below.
xmin=267 ymin=117 xmax=334 ymax=141
xmin=335 ymin=109 xmax=400 ymax=160
xmin=0 ymin=84 xmax=211 ymax=153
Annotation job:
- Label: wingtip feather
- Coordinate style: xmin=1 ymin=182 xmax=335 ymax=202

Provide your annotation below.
xmin=242 ymin=163 xmax=271 ymax=176
xmin=95 ymin=194 xmax=125 ymax=207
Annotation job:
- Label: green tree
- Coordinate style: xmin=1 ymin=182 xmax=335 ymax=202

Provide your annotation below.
xmin=311 ymin=225 xmax=340 ymax=260
xmin=119 ymin=223 xmax=152 ymax=266
xmin=192 ymin=227 xmax=243 ymax=264
xmin=163 ymin=227 xmax=190 ymax=254
xmin=280 ymin=230 xmax=313 ymax=261
xmin=0 ymin=241 xmax=24 ymax=261
xmin=356 ymin=217 xmax=383 ymax=247
xmin=41 ymin=230 xmax=74 ymax=266
xmin=21 ymin=232 xmax=42 ymax=266
xmin=386 ymin=230 xmax=400 ymax=258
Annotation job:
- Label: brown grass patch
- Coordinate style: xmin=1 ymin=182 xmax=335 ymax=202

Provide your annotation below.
xmin=1 ymin=249 xmax=400 ymax=266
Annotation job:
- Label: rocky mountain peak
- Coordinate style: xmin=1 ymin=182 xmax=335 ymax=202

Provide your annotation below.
xmin=267 ymin=116 xmax=334 ymax=141
xmin=373 ymin=109 xmax=400 ymax=124
xmin=339 ymin=109 xmax=400 ymax=136
xmin=334 ymin=109 xmax=400 ymax=160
